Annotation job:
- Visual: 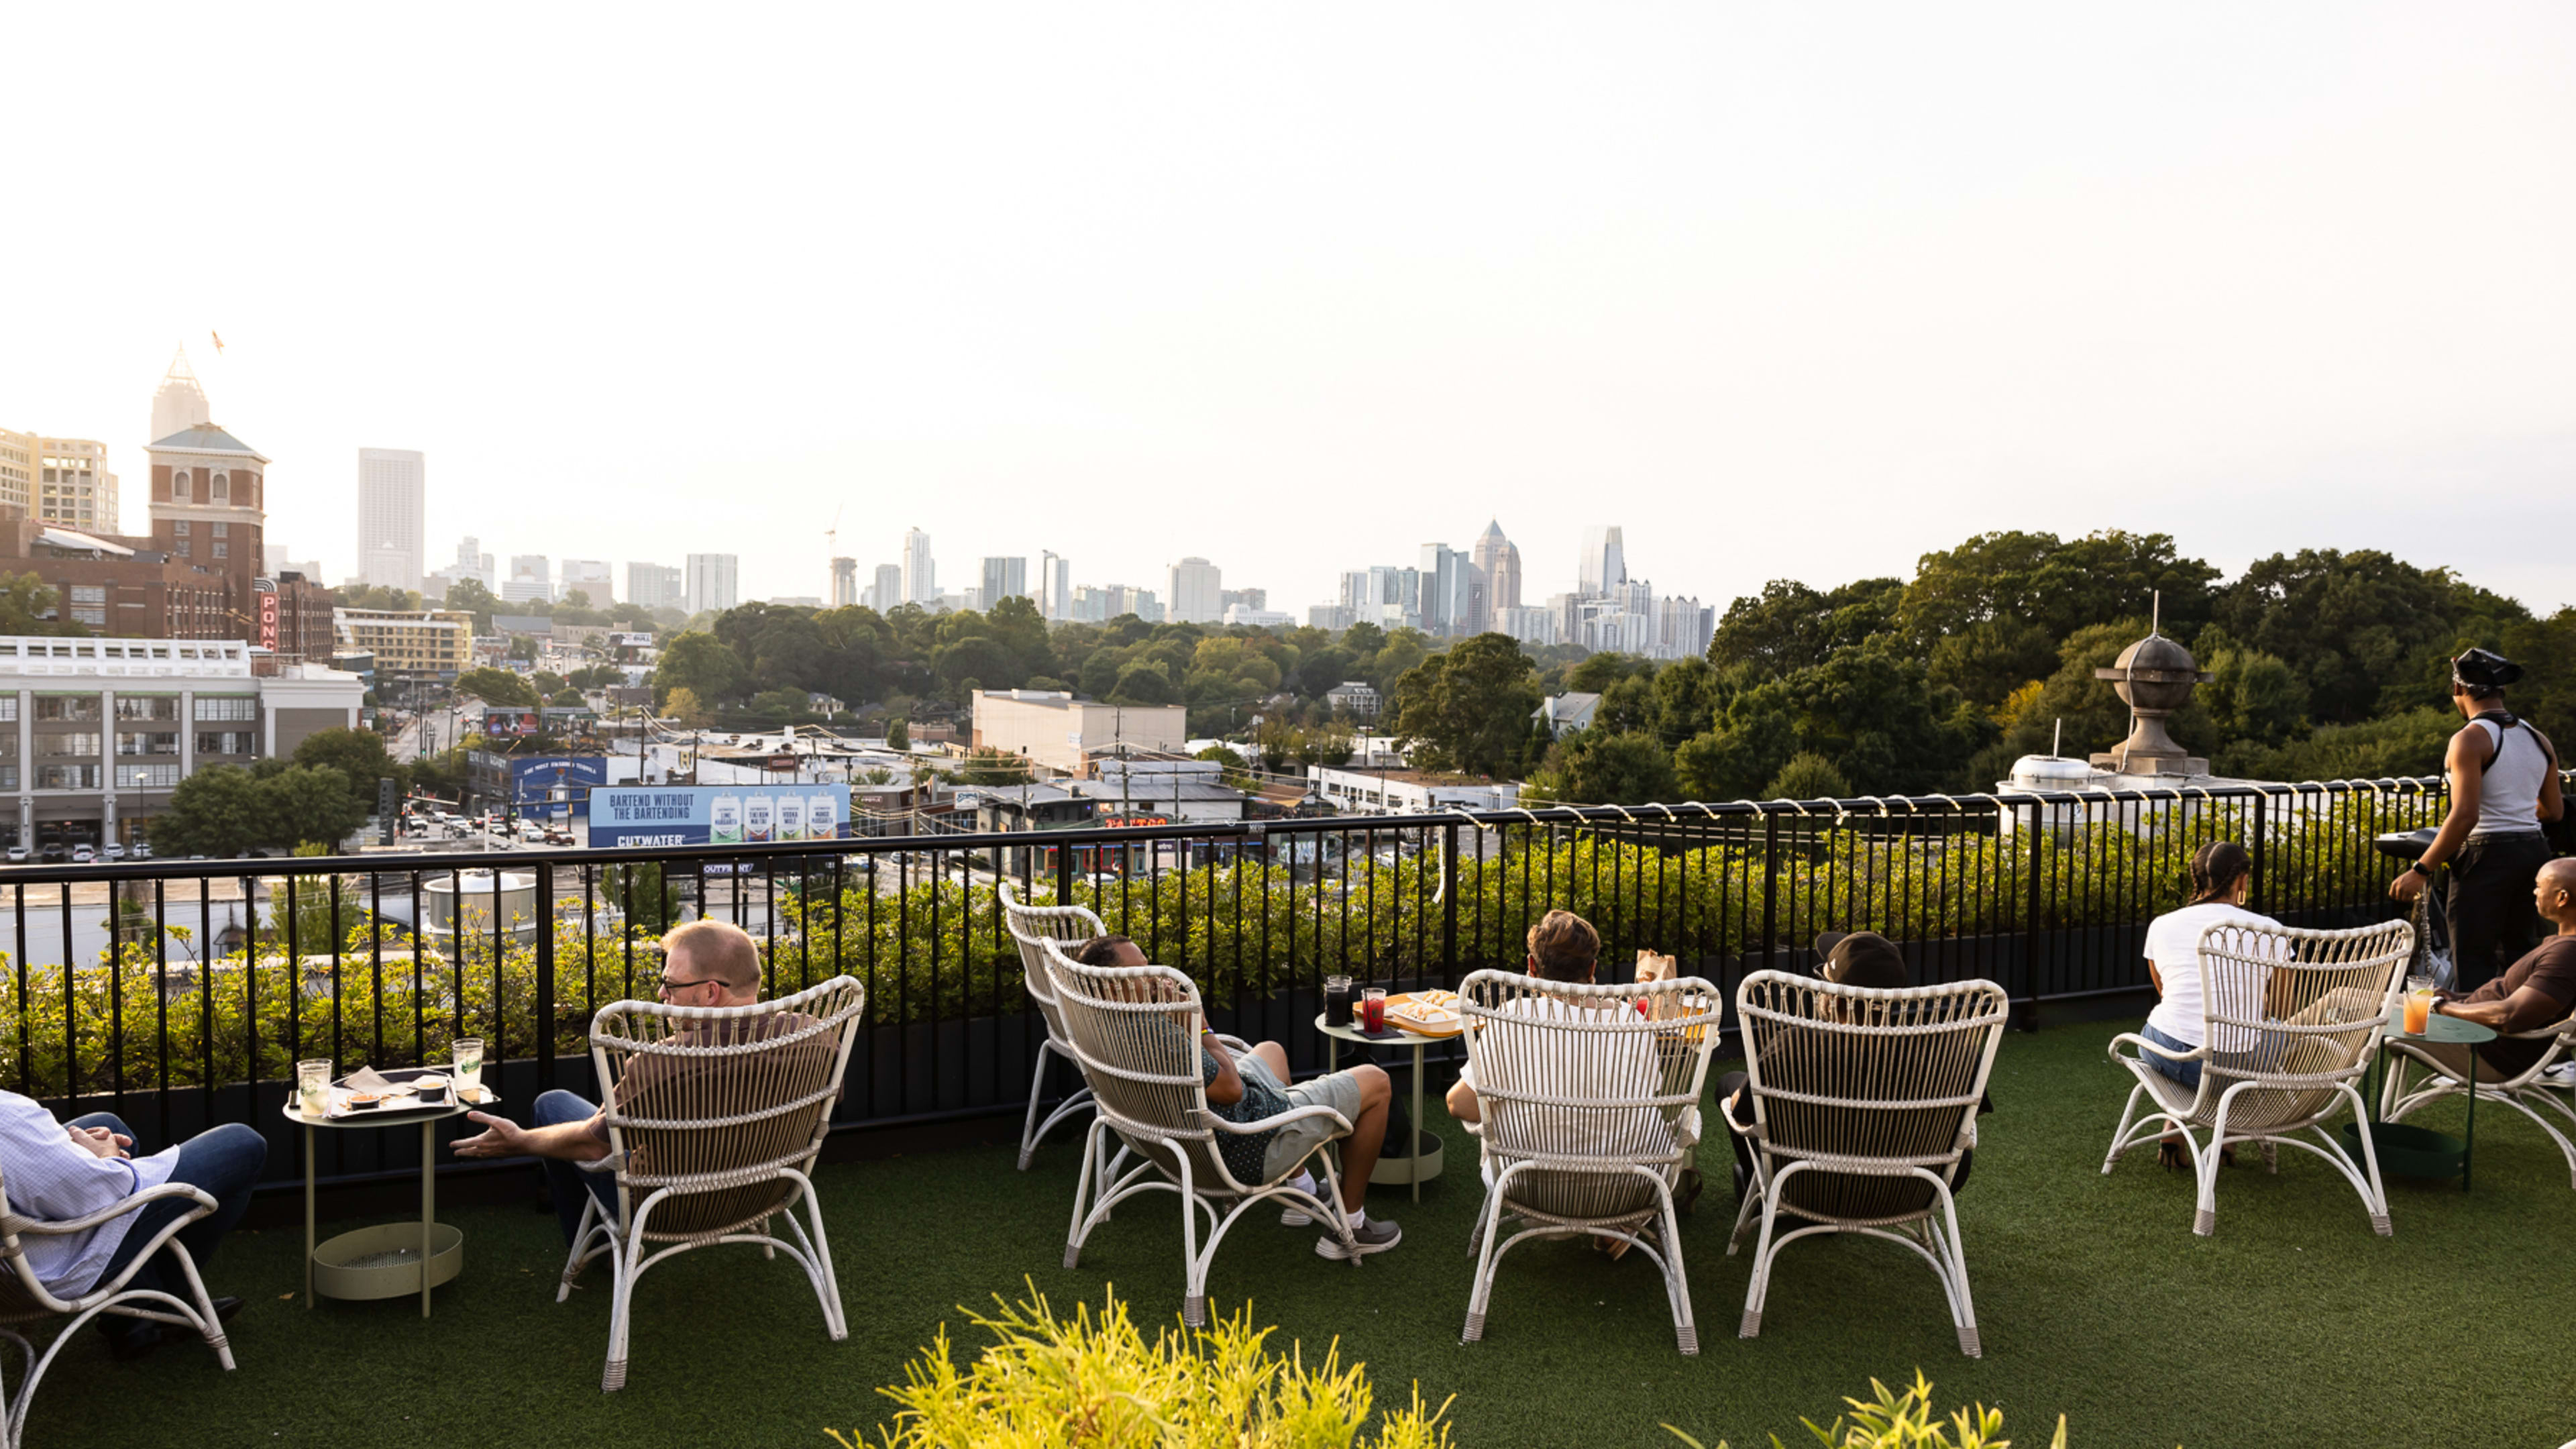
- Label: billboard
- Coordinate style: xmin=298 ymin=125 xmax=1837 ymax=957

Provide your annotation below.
xmin=509 ymin=756 xmax=609 ymax=814
xmin=589 ymin=784 xmax=852 ymax=848
xmin=483 ymin=708 xmax=542 ymax=739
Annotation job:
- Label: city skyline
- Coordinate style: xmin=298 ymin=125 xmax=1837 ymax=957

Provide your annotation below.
xmin=7 ymin=8 xmax=2575 ymax=618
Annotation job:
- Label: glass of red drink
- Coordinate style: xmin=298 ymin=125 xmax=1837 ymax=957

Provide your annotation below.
xmin=1361 ymin=987 xmax=1387 ymax=1032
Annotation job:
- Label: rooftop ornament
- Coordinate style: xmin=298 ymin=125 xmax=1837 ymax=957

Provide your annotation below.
xmin=2091 ymin=592 xmax=2213 ymax=777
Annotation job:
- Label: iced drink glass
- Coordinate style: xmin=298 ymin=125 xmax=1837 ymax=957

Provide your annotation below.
xmin=297 ymin=1059 xmax=332 ymax=1118
xmin=454 ymin=1037 xmax=484 ymax=1092
xmin=1361 ymin=987 xmax=1387 ymax=1032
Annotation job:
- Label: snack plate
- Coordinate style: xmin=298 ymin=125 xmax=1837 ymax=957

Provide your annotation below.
xmin=317 ymin=1067 xmax=495 ymax=1120
xmin=1384 ymin=991 xmax=1465 ymax=1038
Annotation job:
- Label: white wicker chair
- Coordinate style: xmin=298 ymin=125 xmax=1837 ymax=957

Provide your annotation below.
xmin=2104 ymin=920 xmax=2410 ymax=1237
xmin=561 ymin=974 xmax=866 ymax=1391
xmin=1727 ymin=971 xmax=2008 ymax=1356
xmin=1044 ymin=939 xmax=1361 ymax=1327
xmin=1455 ymin=969 xmax=1723 ymax=1354
xmin=0 ymin=1167 xmax=234 ymax=1448
xmin=998 ymin=882 xmax=1106 ymax=1171
xmin=2381 ymin=1008 xmax=2576 ymax=1190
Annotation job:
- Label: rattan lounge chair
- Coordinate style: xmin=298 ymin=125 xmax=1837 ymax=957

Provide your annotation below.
xmin=1455 ymin=969 xmax=1724 ymax=1354
xmin=2381 ymin=1007 xmax=2576 ymax=1190
xmin=998 ymin=882 xmax=1107 ymax=1171
xmin=1044 ymin=939 xmax=1361 ymax=1327
xmin=2104 ymin=920 xmax=2410 ymax=1237
xmin=1727 ymin=971 xmax=2008 ymax=1356
xmin=561 ymin=974 xmax=866 ymax=1391
xmin=0 ymin=1166 xmax=234 ymax=1447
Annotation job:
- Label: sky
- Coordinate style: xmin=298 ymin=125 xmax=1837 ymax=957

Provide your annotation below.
xmin=5 ymin=4 xmax=2573 ymax=617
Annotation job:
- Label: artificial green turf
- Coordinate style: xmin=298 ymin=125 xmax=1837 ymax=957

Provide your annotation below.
xmin=32 ymin=1018 xmax=2575 ymax=1447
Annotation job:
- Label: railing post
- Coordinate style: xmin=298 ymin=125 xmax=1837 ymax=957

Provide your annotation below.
xmin=2019 ymin=798 xmax=2041 ymax=1032
xmin=535 ymin=859 xmax=557 ymax=1093
xmin=1760 ymin=809 xmax=1780 ymax=975
xmin=2249 ymin=791 xmax=2269 ymax=916
xmin=1055 ymin=835 xmax=1075 ymax=904
xmin=1440 ymin=820 xmax=1459 ymax=986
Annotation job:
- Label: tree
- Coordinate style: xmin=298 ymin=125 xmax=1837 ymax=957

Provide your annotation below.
xmin=2208 ymin=549 xmax=2522 ymax=725
xmin=655 ymin=630 xmax=750 ymax=704
xmin=561 ymin=588 xmax=592 ymax=610
xmin=292 ymin=727 xmax=402 ymax=800
xmin=152 ymin=766 xmax=271 ymax=857
xmin=550 ymin=688 xmax=586 ymax=707
xmin=1389 ymin=633 xmax=1539 ymax=778
xmin=1709 ymin=578 xmax=1904 ymax=678
xmin=337 ymin=584 xmax=425 ymax=612
xmin=443 ymin=578 xmax=500 ymax=632
xmin=455 ymin=667 xmax=538 ymax=707
xmin=1765 ymin=751 xmax=1852 ymax=801
xmin=569 ymin=664 xmax=621 ymax=690
xmin=0 ymin=572 xmax=81 ymax=637
xmin=507 ymin=637 xmax=537 ymax=662
xmin=263 ymin=765 xmax=371 ymax=850
xmin=957 ymin=748 xmax=1035 ymax=786
xmin=885 ymin=716 xmax=910 ymax=751
xmin=663 ymin=686 xmax=710 ymax=727
xmin=1107 ymin=660 xmax=1180 ymax=706
xmin=1898 ymin=530 xmax=2218 ymax=651
xmin=1529 ymin=731 xmax=1676 ymax=805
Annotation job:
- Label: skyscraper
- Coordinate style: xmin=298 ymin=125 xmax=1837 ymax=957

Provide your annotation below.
xmin=1040 ymin=551 xmax=1071 ymax=620
xmin=980 ymin=556 xmax=1028 ymax=609
xmin=902 ymin=528 xmax=935 ymax=604
xmin=4 ymin=435 xmax=120 ymax=531
xmin=627 ymin=561 xmax=683 ymax=611
xmin=149 ymin=348 xmax=211 ymax=446
xmin=686 ymin=553 xmax=739 ymax=614
xmin=1470 ymin=519 xmax=1521 ymax=633
xmin=505 ymin=555 xmax=551 ymax=604
xmin=868 ymin=564 xmax=902 ymax=610
xmin=1416 ymin=543 xmax=1479 ymax=637
xmin=1166 ymin=557 xmax=1222 ymax=624
xmin=830 ymin=557 xmax=859 ymax=607
xmin=560 ymin=558 xmax=613 ymax=603
xmin=356 ymin=447 xmax=426 ymax=592
xmin=1578 ymin=526 xmax=1626 ymax=598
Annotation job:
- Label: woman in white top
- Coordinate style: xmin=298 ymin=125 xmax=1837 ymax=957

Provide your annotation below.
xmin=2139 ymin=842 xmax=2282 ymax=1167
xmin=2387 ymin=648 xmax=2562 ymax=994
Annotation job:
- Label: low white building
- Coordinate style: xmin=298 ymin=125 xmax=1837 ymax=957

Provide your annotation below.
xmin=971 ymin=690 xmax=1187 ymax=777
xmin=1306 ymin=765 xmax=1519 ymax=816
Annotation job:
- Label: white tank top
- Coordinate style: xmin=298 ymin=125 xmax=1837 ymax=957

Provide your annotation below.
xmin=2469 ymin=716 xmax=2548 ymax=837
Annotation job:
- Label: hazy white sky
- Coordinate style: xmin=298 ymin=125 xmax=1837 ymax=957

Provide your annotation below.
xmin=7 ymin=4 xmax=2573 ymax=616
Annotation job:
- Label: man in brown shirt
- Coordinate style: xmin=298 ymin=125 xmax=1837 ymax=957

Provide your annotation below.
xmin=2418 ymin=857 xmax=2576 ymax=1082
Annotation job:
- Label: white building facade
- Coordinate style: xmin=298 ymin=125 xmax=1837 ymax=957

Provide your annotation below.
xmin=685 ymin=553 xmax=739 ymax=614
xmin=356 ymin=447 xmax=426 ymax=592
xmin=1166 ymin=557 xmax=1222 ymax=625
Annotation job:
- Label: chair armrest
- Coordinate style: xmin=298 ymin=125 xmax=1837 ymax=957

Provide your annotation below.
xmin=1211 ymin=1034 xmax=1255 ymax=1055
xmin=1196 ymin=1104 xmax=1352 ymax=1138
xmin=2110 ymin=1030 xmax=2206 ymax=1066
xmin=574 ymin=1152 xmax=627 ymax=1175
xmin=1717 ymin=1089 xmax=1758 ymax=1140
xmin=4 ymin=1181 xmax=217 ymax=1238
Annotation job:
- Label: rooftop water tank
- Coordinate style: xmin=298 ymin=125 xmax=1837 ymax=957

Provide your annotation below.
xmin=2008 ymin=755 xmax=2102 ymax=792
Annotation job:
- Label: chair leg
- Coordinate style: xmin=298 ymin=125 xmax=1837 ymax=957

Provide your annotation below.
xmin=2339 ymin=1083 xmax=2394 ymax=1236
xmin=1064 ymin=1120 xmax=1102 ymax=1270
xmin=1460 ymin=1177 xmax=1511 ymax=1343
xmin=792 ymin=1173 xmax=850 ymax=1341
xmin=559 ymin=1192 xmax=601 ymax=1302
xmin=602 ymin=1239 xmax=635 ymax=1393
xmin=2192 ymin=1131 xmax=2222 ymax=1238
xmin=1018 ymin=1042 xmax=1053 ymax=1171
xmin=2102 ymin=1081 xmax=2149 ymax=1173
xmin=1655 ymin=1181 xmax=1698 ymax=1356
xmin=1932 ymin=1182 xmax=1980 ymax=1358
xmin=1739 ymin=1183 xmax=1785 ymax=1338
xmin=164 ymin=1243 xmax=235 ymax=1371
xmin=1175 ymin=1158 xmax=1207 ymax=1329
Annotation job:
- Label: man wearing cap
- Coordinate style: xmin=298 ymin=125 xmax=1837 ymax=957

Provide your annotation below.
xmin=1713 ymin=931 xmax=1991 ymax=1203
xmin=2390 ymin=649 xmax=2563 ymax=994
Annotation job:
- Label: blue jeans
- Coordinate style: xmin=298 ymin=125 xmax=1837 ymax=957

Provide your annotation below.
xmin=76 ymin=1115 xmax=267 ymax=1308
xmin=2139 ymin=1022 xmax=2203 ymax=1090
xmin=533 ymin=1089 xmax=620 ymax=1248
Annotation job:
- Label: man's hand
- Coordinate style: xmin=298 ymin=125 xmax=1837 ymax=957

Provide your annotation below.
xmin=2389 ymin=870 xmax=2428 ymax=904
xmin=67 ymin=1125 xmax=129 ymax=1160
xmin=451 ymin=1112 xmax=532 ymax=1159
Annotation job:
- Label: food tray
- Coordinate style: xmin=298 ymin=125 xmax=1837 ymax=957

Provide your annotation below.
xmin=1385 ymin=989 xmax=1464 ymax=1038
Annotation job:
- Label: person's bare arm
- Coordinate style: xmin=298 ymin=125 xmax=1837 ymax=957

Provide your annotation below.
xmin=2532 ymin=726 xmax=2563 ymax=822
xmin=2437 ymin=983 xmax=2571 ymax=1036
xmin=2394 ymin=728 xmax=2484 ymax=902
xmin=2147 ymin=960 xmax=2164 ymax=995
xmin=1197 ymin=1026 xmax=1244 ymax=1107
xmin=451 ymin=1110 xmax=611 ymax=1163
xmin=1445 ymin=1076 xmax=1481 ymax=1124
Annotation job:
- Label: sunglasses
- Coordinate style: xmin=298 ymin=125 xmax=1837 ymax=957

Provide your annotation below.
xmin=658 ymin=975 xmax=720 ymax=994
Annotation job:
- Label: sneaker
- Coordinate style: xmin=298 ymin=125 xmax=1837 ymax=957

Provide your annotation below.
xmin=1316 ymin=1216 xmax=1401 ymax=1259
xmin=2544 ymin=1061 xmax=2576 ymax=1088
xmin=1277 ymin=1174 xmax=1320 ymax=1226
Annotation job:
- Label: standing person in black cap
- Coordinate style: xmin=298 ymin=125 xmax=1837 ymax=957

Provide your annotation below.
xmin=1713 ymin=931 xmax=1990 ymax=1203
xmin=2390 ymin=649 xmax=2563 ymax=994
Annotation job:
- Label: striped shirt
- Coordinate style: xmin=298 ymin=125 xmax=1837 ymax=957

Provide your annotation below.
xmin=0 ymin=1093 xmax=178 ymax=1297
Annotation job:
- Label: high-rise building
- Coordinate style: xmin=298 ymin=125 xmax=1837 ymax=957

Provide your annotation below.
xmin=1220 ymin=587 xmax=1267 ymax=614
xmin=626 ymin=561 xmax=684 ymax=612
xmin=149 ymin=349 xmax=211 ymax=451
xmin=685 ymin=553 xmax=739 ymax=615
xmin=902 ymin=529 xmax=935 ymax=604
xmin=1578 ymin=526 xmax=1626 ymax=598
xmin=1040 ymin=551 xmax=1071 ymax=621
xmin=36 ymin=438 xmax=118 ymax=532
xmin=560 ymin=559 xmax=613 ymax=604
xmin=0 ymin=431 xmax=30 ymax=515
xmin=980 ymin=556 xmax=1028 ymax=609
xmin=1470 ymin=520 xmax=1520 ymax=633
xmin=356 ymin=447 xmax=426 ymax=592
xmin=1416 ymin=544 xmax=1479 ymax=637
xmin=1165 ymin=557 xmax=1222 ymax=625
xmin=504 ymin=555 xmax=551 ymax=604
xmin=453 ymin=537 xmax=494 ymax=587
xmin=1336 ymin=570 xmax=1371 ymax=613
xmin=866 ymin=564 xmax=902 ymax=610
xmin=830 ymin=557 xmax=858 ymax=607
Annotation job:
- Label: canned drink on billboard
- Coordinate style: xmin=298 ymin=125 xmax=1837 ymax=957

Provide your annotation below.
xmin=775 ymin=793 xmax=806 ymax=841
xmin=710 ymin=794 xmax=744 ymax=845
xmin=806 ymin=791 xmax=839 ymax=840
xmin=744 ymin=794 xmax=774 ymax=843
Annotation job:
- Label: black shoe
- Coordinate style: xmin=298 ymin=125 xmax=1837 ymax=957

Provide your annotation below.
xmin=106 ymin=1295 xmax=241 ymax=1363
xmin=1731 ymin=1161 xmax=1750 ymax=1203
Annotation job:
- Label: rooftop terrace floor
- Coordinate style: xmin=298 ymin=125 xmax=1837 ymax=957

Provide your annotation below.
xmin=44 ymin=1017 xmax=2576 ymax=1447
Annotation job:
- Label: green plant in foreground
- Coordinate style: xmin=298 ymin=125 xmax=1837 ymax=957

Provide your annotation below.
xmin=1662 ymin=1371 xmax=2078 ymax=1449
xmin=843 ymin=1279 xmax=1452 ymax=1448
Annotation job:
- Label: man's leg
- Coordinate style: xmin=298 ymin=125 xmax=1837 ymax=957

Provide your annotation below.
xmin=94 ymin=1121 xmax=266 ymax=1345
xmin=531 ymin=1089 xmax=614 ymax=1247
xmin=1332 ymin=1066 xmax=1391 ymax=1214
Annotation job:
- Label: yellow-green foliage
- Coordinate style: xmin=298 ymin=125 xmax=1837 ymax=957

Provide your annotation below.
xmin=1665 ymin=1371 xmax=2078 ymax=1449
xmin=844 ymin=1280 xmax=1452 ymax=1449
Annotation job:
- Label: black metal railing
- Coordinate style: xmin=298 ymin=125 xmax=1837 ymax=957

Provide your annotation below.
xmin=0 ymin=775 xmax=2465 ymax=1191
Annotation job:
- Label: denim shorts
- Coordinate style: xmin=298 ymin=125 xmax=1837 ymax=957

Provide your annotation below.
xmin=2139 ymin=1021 xmax=2202 ymax=1090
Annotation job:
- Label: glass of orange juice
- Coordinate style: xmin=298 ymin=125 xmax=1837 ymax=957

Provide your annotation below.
xmin=2402 ymin=975 xmax=2435 ymax=1034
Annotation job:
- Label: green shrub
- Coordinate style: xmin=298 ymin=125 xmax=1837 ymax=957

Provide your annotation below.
xmin=843 ymin=1280 xmax=1452 ymax=1448
xmin=1665 ymin=1371 xmax=2079 ymax=1448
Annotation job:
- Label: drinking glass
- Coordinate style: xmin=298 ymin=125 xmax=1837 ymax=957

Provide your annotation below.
xmin=1323 ymin=975 xmax=1354 ymax=1027
xmin=2404 ymin=987 xmax=2436 ymax=1035
xmin=453 ymin=1037 xmax=484 ymax=1091
xmin=1361 ymin=987 xmax=1387 ymax=1033
xmin=297 ymin=1059 xmax=333 ymax=1118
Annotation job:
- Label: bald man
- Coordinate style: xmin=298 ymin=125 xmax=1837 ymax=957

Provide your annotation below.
xmin=454 ymin=919 xmax=785 ymax=1246
xmin=2417 ymin=857 xmax=2576 ymax=1083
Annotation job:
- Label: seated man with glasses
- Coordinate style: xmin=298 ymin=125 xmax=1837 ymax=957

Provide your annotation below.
xmin=453 ymin=919 xmax=800 ymax=1246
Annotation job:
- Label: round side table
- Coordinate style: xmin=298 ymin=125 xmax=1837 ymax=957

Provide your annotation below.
xmin=282 ymin=1073 xmax=491 ymax=1316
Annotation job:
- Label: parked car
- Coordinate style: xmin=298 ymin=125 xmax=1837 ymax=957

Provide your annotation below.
xmin=130 ymin=842 xmax=152 ymax=861
xmin=102 ymin=844 xmax=126 ymax=861
xmin=70 ymin=845 xmax=95 ymax=864
xmin=3 ymin=846 xmax=25 ymax=864
xmin=40 ymin=844 xmax=66 ymax=863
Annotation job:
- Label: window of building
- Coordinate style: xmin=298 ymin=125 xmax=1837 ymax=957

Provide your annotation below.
xmin=115 ymin=763 xmax=180 ymax=790
xmin=115 ymin=732 xmax=178 ymax=756
xmin=0 ymin=698 xmax=17 ymax=722
xmin=211 ymin=543 xmax=226 ymax=561
xmin=212 ymin=474 xmax=229 ymax=502
xmin=0 ymin=766 xmax=18 ymax=790
xmin=193 ymin=696 xmax=256 ymax=722
xmin=114 ymin=696 xmax=178 ymax=720
xmin=36 ymin=765 xmax=99 ymax=790
xmin=0 ymin=736 xmax=16 ymax=759
xmin=36 ymin=734 xmax=99 ymax=757
xmin=195 ymin=731 xmax=256 ymax=755
xmin=34 ymin=696 xmax=98 ymax=722
xmin=169 ymin=470 xmax=189 ymax=502
xmin=211 ymin=522 xmax=227 ymax=537
xmin=175 ymin=542 xmax=190 ymax=559
xmin=173 ymin=521 xmax=189 ymax=536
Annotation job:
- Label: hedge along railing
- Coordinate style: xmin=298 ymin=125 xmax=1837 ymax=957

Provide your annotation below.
xmin=0 ymin=775 xmax=2469 ymax=1190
